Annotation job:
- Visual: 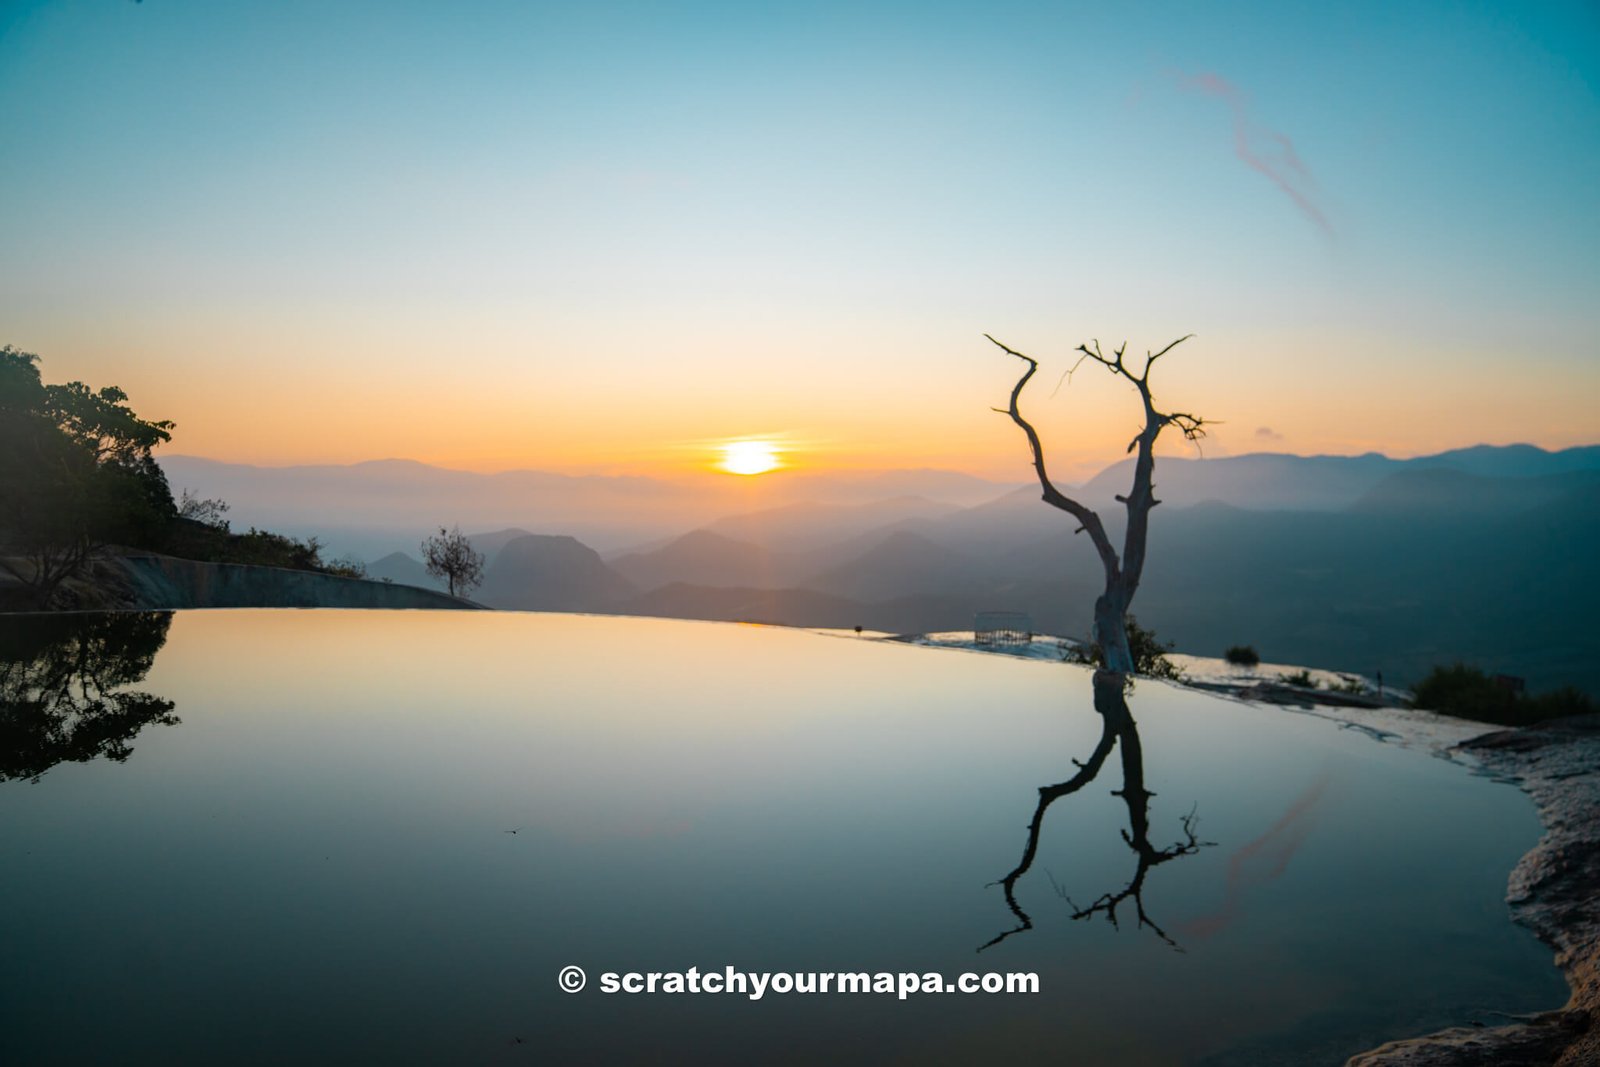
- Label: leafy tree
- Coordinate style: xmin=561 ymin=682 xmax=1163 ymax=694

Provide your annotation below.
xmin=0 ymin=345 xmax=176 ymax=605
xmin=0 ymin=612 xmax=179 ymax=783
xmin=177 ymin=488 xmax=231 ymax=530
xmin=421 ymin=525 xmax=485 ymax=598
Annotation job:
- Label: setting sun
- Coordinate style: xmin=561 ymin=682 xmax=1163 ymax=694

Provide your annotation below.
xmin=719 ymin=440 xmax=782 ymax=476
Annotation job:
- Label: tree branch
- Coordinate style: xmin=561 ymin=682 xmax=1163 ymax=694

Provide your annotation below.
xmin=984 ymin=334 xmax=1121 ymax=577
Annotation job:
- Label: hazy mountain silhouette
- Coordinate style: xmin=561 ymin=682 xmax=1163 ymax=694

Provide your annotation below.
xmin=702 ymin=496 xmax=959 ymax=553
xmin=616 ymin=582 xmax=980 ymax=634
xmin=609 ymin=530 xmax=789 ymax=591
xmin=1079 ymin=452 xmax=1398 ymax=511
xmin=1076 ymin=443 xmax=1600 ymax=513
xmin=1419 ymin=442 xmax=1600 ymax=478
xmin=803 ymin=530 xmax=983 ymax=602
xmin=466 ymin=527 xmax=539 ymax=558
xmin=366 ymin=551 xmax=441 ymax=589
xmin=591 ymin=454 xmax=1600 ymax=693
xmin=157 ymin=456 xmax=1014 ymax=559
xmin=160 ymin=444 xmax=1598 ymax=693
xmin=477 ymin=534 xmax=636 ymax=612
xmin=1347 ymin=468 xmax=1600 ymax=517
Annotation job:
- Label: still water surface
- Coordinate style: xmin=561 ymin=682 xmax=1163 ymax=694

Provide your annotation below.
xmin=0 ymin=610 xmax=1563 ymax=1064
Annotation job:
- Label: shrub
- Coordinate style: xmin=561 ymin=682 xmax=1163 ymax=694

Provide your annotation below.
xmin=1328 ymin=674 xmax=1368 ymax=694
xmin=1065 ymin=615 xmax=1184 ymax=681
xmin=322 ymin=556 xmax=368 ymax=580
xmin=1279 ymin=669 xmax=1316 ymax=688
xmin=177 ymin=489 xmax=230 ymax=531
xmin=1225 ymin=645 xmax=1260 ymax=667
xmin=1411 ymin=664 xmax=1595 ymax=727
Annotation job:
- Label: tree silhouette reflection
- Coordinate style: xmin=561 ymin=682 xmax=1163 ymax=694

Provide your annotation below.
xmin=983 ymin=669 xmax=1210 ymax=951
xmin=0 ymin=612 xmax=178 ymax=783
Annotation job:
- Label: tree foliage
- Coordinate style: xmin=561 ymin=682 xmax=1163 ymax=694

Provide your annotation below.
xmin=177 ymin=488 xmax=231 ymax=530
xmin=1225 ymin=645 xmax=1261 ymax=667
xmin=1412 ymin=664 xmax=1594 ymax=727
xmin=0 ymin=346 xmax=176 ymax=604
xmin=1065 ymin=615 xmax=1184 ymax=681
xmin=421 ymin=525 xmax=484 ymax=598
xmin=0 ymin=611 xmax=179 ymax=783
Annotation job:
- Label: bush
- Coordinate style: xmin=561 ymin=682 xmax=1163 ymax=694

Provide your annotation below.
xmin=1065 ymin=615 xmax=1183 ymax=681
xmin=1225 ymin=645 xmax=1261 ymax=667
xmin=322 ymin=556 xmax=368 ymax=580
xmin=1328 ymin=674 xmax=1368 ymax=694
xmin=177 ymin=489 xmax=230 ymax=531
xmin=1279 ymin=669 xmax=1316 ymax=688
xmin=1411 ymin=664 xmax=1595 ymax=727
xmin=164 ymin=522 xmax=362 ymax=579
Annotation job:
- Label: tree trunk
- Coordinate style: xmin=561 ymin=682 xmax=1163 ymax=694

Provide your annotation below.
xmin=1093 ymin=589 xmax=1135 ymax=674
xmin=988 ymin=333 xmax=1203 ymax=677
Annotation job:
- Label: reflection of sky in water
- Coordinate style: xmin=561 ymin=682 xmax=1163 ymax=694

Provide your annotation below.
xmin=0 ymin=610 xmax=1564 ymax=1065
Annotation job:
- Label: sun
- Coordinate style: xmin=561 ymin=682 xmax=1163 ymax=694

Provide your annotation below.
xmin=719 ymin=440 xmax=782 ymax=476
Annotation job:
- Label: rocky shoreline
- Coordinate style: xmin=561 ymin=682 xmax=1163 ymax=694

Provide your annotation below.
xmin=1347 ymin=714 xmax=1600 ymax=1066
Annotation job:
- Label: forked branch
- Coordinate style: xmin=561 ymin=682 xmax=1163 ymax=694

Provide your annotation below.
xmin=986 ymin=332 xmax=1209 ymax=665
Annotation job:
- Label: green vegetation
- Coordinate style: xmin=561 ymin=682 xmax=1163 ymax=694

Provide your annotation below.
xmin=0 ymin=612 xmax=179 ymax=783
xmin=1278 ymin=668 xmax=1316 ymax=688
xmin=164 ymin=519 xmax=364 ymax=577
xmin=1 ymin=345 xmax=369 ymax=606
xmin=1 ymin=345 xmax=176 ymax=604
xmin=1066 ymin=615 xmax=1184 ymax=681
xmin=1225 ymin=645 xmax=1261 ymax=667
xmin=1411 ymin=664 xmax=1595 ymax=727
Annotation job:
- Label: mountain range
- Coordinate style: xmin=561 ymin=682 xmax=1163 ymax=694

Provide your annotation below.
xmin=166 ymin=444 xmax=1600 ymax=695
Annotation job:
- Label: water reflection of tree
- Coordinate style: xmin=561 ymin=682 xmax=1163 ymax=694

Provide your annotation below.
xmin=0 ymin=612 xmax=178 ymax=784
xmin=983 ymin=670 xmax=1209 ymax=951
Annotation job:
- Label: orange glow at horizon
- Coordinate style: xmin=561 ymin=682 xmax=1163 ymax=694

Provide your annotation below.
xmin=718 ymin=440 xmax=783 ymax=476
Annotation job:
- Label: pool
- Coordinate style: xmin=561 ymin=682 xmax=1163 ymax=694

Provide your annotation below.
xmin=0 ymin=610 xmax=1563 ymax=1064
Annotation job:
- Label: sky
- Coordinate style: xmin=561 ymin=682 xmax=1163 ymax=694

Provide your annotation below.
xmin=1 ymin=0 xmax=1596 ymax=481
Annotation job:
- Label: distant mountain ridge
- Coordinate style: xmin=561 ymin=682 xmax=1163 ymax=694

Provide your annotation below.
xmin=162 ymin=444 xmax=1599 ymax=694
xmin=157 ymin=455 xmax=1023 ymax=559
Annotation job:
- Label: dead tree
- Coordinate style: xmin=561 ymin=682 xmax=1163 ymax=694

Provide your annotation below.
xmin=980 ymin=669 xmax=1208 ymax=951
xmin=986 ymin=333 xmax=1206 ymax=676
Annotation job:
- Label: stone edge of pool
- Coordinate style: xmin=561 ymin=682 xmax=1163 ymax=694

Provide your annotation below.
xmin=1345 ymin=713 xmax=1600 ymax=1067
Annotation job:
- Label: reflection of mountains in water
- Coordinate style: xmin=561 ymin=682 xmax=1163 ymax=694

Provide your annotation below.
xmin=0 ymin=612 xmax=179 ymax=784
xmin=361 ymin=446 xmax=1599 ymax=695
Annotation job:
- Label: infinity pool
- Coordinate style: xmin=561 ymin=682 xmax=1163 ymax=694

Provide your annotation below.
xmin=0 ymin=610 xmax=1562 ymax=1064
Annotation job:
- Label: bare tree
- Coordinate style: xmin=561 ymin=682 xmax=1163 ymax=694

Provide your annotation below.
xmin=986 ymin=333 xmax=1206 ymax=675
xmin=981 ymin=669 xmax=1208 ymax=951
xmin=420 ymin=525 xmax=485 ymax=598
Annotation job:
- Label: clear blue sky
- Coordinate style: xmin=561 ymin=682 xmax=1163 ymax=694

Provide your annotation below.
xmin=1 ymin=0 xmax=1595 ymax=477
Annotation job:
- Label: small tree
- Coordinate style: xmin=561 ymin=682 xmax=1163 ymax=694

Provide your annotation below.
xmin=177 ymin=489 xmax=231 ymax=531
xmin=420 ymin=525 xmax=484 ymax=598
